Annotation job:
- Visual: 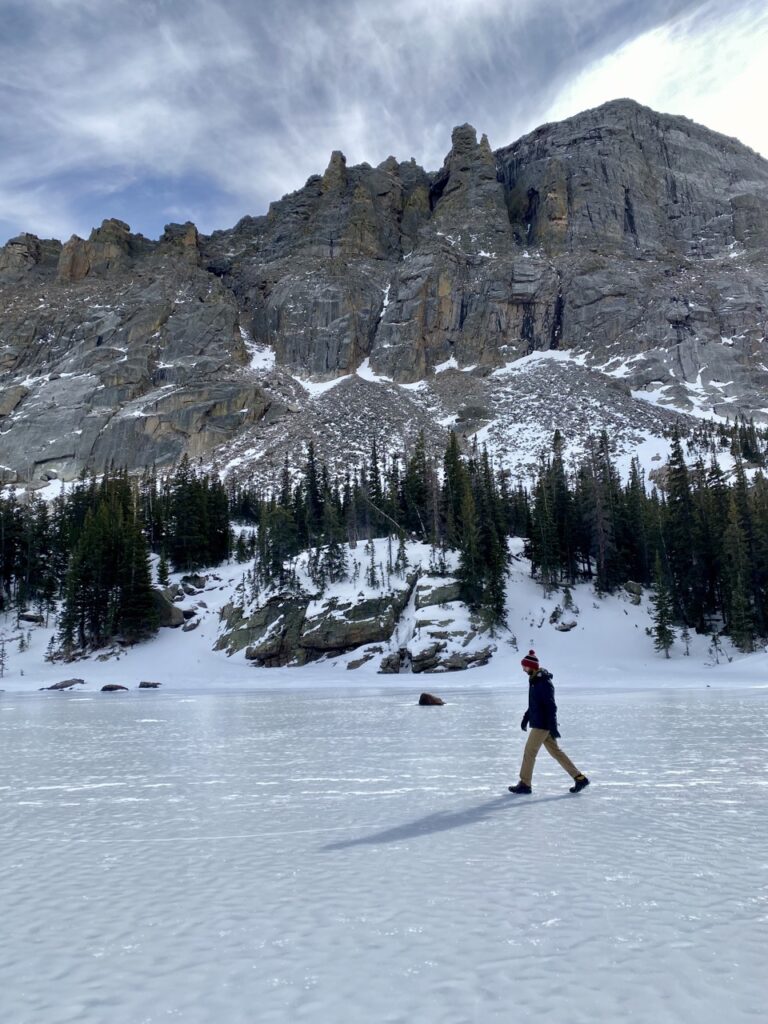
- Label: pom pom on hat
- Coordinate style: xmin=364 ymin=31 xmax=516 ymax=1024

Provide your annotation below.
xmin=521 ymin=650 xmax=539 ymax=671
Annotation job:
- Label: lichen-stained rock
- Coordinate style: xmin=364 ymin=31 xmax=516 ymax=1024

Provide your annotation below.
xmin=300 ymin=576 xmax=416 ymax=653
xmin=497 ymin=99 xmax=768 ymax=255
xmin=241 ymin=596 xmax=310 ymax=667
xmin=368 ymin=124 xmax=562 ymax=382
xmin=57 ymin=219 xmax=153 ymax=282
xmin=379 ymin=651 xmax=403 ymax=674
xmin=220 ymin=574 xmax=419 ymax=666
xmin=414 ymin=577 xmax=462 ymax=610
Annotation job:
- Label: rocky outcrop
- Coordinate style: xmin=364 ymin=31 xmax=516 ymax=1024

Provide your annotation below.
xmin=219 ymin=574 xmax=418 ymax=667
xmin=57 ymin=219 xmax=152 ymax=282
xmin=415 ymin=579 xmax=462 ymax=610
xmin=152 ymin=589 xmax=185 ymax=628
xmin=0 ymin=233 xmax=61 ymax=282
xmin=1 ymin=100 xmax=768 ymax=484
xmin=300 ymin=578 xmax=417 ymax=653
xmin=41 ymin=678 xmax=85 ymax=690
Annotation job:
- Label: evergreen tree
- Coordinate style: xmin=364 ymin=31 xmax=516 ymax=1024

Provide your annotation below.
xmin=157 ymin=552 xmax=170 ymax=586
xmin=651 ymin=553 xmax=675 ymax=658
xmin=441 ymin=431 xmax=466 ymax=549
xmin=663 ymin=429 xmax=701 ymax=624
xmin=456 ymin=474 xmax=483 ymax=610
xmin=401 ymin=431 xmax=430 ymax=538
xmin=117 ymin=516 xmax=159 ymax=643
xmin=722 ymin=493 xmax=755 ymax=652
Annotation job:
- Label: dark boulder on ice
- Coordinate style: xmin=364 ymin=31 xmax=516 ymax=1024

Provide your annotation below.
xmin=418 ymin=692 xmax=445 ymax=706
xmin=101 ymin=684 xmax=129 ymax=692
xmin=139 ymin=680 xmax=162 ymax=688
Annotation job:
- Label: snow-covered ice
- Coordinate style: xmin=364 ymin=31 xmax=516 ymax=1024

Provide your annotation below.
xmin=1 ymin=684 xmax=766 ymax=1024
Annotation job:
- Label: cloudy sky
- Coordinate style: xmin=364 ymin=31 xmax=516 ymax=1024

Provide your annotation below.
xmin=1 ymin=0 xmax=766 ymax=244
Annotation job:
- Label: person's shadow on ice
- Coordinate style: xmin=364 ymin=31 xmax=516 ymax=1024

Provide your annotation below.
xmin=322 ymin=792 xmax=571 ymax=849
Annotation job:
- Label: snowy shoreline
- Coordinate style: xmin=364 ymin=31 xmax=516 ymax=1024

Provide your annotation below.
xmin=2 ymin=538 xmax=766 ymax=695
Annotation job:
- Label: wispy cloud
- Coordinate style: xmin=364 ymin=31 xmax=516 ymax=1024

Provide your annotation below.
xmin=0 ymin=0 xmax=761 ymax=243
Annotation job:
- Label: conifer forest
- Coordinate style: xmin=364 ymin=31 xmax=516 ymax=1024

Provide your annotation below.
xmin=1 ymin=417 xmax=768 ymax=660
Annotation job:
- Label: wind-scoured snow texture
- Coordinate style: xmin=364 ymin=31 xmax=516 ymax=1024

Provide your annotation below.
xmin=1 ymin=686 xmax=765 ymax=1024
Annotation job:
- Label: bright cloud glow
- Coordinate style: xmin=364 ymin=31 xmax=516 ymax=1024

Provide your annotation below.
xmin=544 ymin=2 xmax=768 ymax=158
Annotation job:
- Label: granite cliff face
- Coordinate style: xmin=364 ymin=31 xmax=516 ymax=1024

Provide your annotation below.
xmin=1 ymin=99 xmax=767 ymax=486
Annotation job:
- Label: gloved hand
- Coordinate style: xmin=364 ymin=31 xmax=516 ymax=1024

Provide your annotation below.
xmin=550 ymin=725 xmax=561 ymax=739
xmin=520 ymin=712 xmax=529 ymax=731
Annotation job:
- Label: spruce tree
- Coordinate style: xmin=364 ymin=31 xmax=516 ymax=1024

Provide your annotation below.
xmin=456 ymin=475 xmax=482 ymax=609
xmin=723 ymin=494 xmax=755 ymax=652
xmin=157 ymin=552 xmax=170 ymax=586
xmin=117 ymin=518 xmax=159 ymax=643
xmin=651 ymin=553 xmax=675 ymax=658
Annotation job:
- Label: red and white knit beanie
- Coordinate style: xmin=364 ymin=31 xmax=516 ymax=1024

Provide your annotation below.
xmin=521 ymin=650 xmax=539 ymax=671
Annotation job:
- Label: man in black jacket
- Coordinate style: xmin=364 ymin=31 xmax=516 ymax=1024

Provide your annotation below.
xmin=509 ymin=650 xmax=589 ymax=795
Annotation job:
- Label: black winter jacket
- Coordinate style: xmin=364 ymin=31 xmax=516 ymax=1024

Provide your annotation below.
xmin=523 ymin=669 xmax=559 ymax=734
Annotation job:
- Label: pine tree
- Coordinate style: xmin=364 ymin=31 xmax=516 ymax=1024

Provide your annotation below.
xmin=651 ymin=553 xmax=675 ymax=658
xmin=456 ymin=474 xmax=482 ymax=609
xmin=321 ymin=498 xmax=348 ymax=584
xmin=234 ymin=533 xmax=249 ymax=563
xmin=722 ymin=493 xmax=755 ymax=652
xmin=304 ymin=442 xmax=324 ymax=544
xmin=663 ymin=429 xmax=700 ymax=624
xmin=529 ymin=473 xmax=559 ymax=592
xmin=365 ymin=541 xmax=378 ymax=588
xmin=117 ymin=516 xmax=159 ymax=643
xmin=394 ymin=533 xmax=409 ymax=577
xmin=680 ymin=625 xmax=692 ymax=656
xmin=157 ymin=552 xmax=170 ymax=586
xmin=401 ymin=431 xmax=430 ymax=538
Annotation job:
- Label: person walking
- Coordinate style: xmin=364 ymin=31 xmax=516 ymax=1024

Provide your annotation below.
xmin=509 ymin=650 xmax=589 ymax=795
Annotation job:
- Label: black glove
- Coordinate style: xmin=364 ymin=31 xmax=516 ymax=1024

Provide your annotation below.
xmin=520 ymin=712 xmax=529 ymax=731
xmin=550 ymin=725 xmax=561 ymax=739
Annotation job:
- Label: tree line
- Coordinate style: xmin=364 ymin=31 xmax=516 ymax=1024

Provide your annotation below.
xmin=1 ymin=416 xmax=767 ymax=658
xmin=0 ymin=458 xmax=230 ymax=656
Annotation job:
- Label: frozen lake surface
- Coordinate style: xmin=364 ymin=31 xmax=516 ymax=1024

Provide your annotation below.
xmin=1 ymin=685 xmax=766 ymax=1024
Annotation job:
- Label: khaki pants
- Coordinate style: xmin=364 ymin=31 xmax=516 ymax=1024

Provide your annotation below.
xmin=520 ymin=728 xmax=580 ymax=787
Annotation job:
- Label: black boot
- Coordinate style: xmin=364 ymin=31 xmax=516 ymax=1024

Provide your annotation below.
xmin=508 ymin=781 xmax=532 ymax=794
xmin=569 ymin=774 xmax=590 ymax=793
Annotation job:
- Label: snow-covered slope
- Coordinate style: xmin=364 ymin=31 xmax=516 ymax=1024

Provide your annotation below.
xmin=208 ymin=348 xmax=690 ymax=491
xmin=1 ymin=539 xmax=763 ymax=694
